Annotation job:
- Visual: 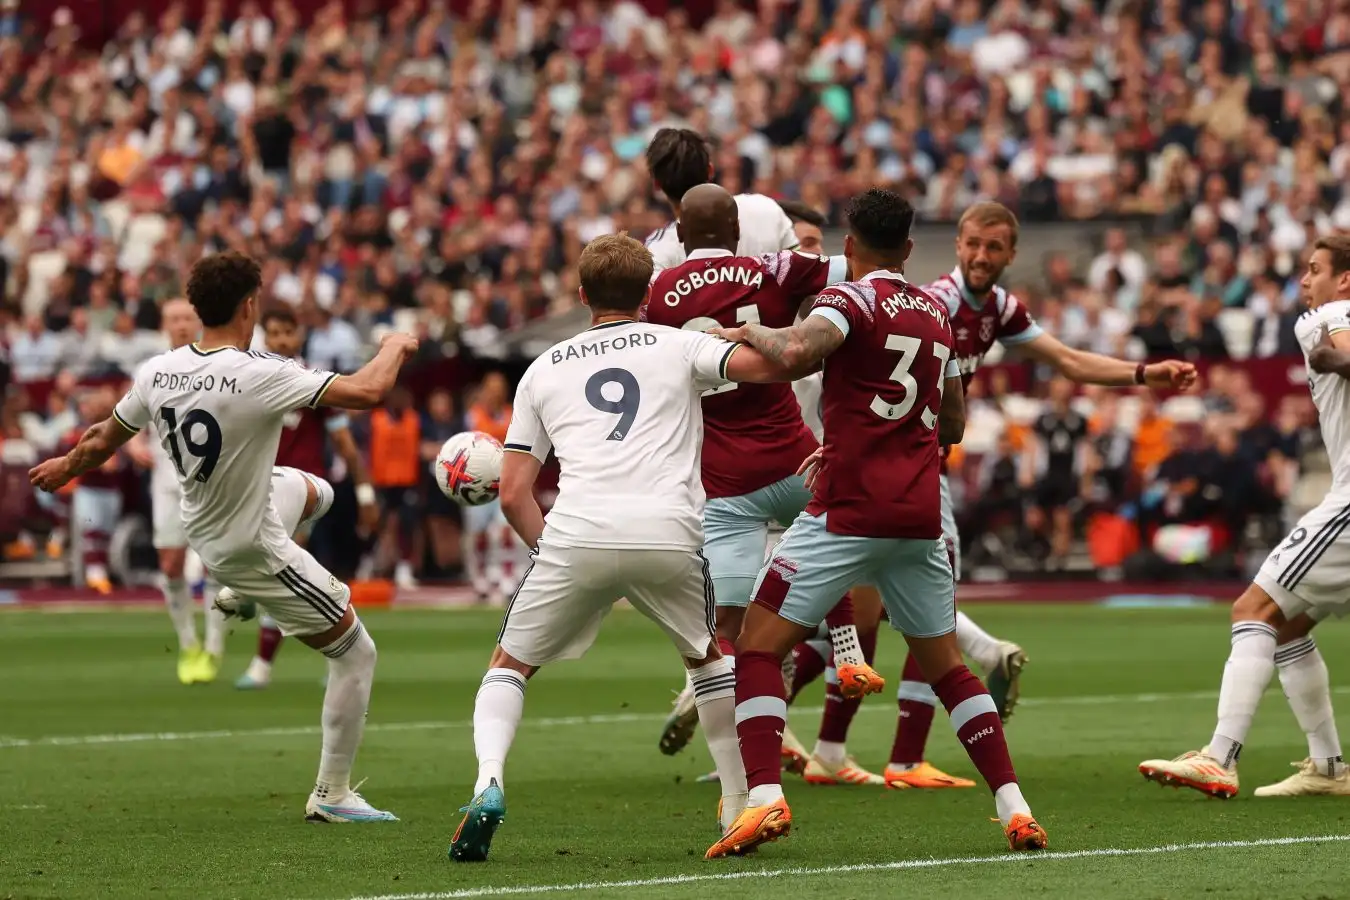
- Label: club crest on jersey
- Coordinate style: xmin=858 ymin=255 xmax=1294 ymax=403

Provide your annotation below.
xmin=979 ymin=317 xmax=995 ymax=343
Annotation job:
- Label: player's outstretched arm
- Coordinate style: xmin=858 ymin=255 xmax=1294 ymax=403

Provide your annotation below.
xmin=29 ymin=417 xmax=136 ymax=493
xmin=1021 ymin=332 xmax=1197 ymax=390
xmin=1309 ymin=325 xmax=1350 ymax=377
xmin=499 ymin=450 xmax=545 ymax=552
xmin=938 ymin=371 xmax=966 ymax=446
xmin=318 ymin=333 xmax=419 ymax=410
xmin=717 ymin=316 xmax=844 ymax=382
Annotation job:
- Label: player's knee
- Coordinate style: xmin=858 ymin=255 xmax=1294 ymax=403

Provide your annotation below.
xmin=158 ymin=548 xmax=186 ymax=579
xmin=714 ymin=605 xmax=745 ymax=642
xmin=1277 ymin=612 xmax=1317 ymax=645
xmin=1232 ymin=585 xmax=1282 ymax=626
xmin=303 ymin=475 xmax=335 ymax=523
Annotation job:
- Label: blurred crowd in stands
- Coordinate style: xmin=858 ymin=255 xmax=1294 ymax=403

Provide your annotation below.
xmin=0 ymin=0 xmax=1348 ymax=584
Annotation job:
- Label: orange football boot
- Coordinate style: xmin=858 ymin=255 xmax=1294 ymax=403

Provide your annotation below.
xmin=884 ymin=761 xmax=977 ymax=789
xmin=835 ymin=662 xmax=885 ymax=699
xmin=1004 ymin=813 xmax=1048 ymax=851
xmin=705 ymin=798 xmax=792 ymax=859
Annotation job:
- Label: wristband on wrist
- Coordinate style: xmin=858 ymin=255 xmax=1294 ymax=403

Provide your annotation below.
xmin=1134 ymin=363 xmax=1146 ymax=386
xmin=355 ymin=483 xmax=376 ymax=505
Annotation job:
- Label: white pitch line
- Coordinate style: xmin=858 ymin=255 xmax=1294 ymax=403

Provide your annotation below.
xmin=344 ymin=834 xmax=1350 ymax=900
xmin=6 ymin=686 xmax=1347 ymax=750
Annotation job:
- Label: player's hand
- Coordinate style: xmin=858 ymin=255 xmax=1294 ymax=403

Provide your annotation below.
xmin=1143 ymin=360 xmax=1198 ymax=391
xmin=356 ymin=500 xmax=380 ymax=537
xmin=797 ymin=446 xmax=825 ymax=492
xmin=380 ymin=332 xmax=419 ymax=360
xmin=29 ymin=456 xmax=75 ymax=493
xmin=710 ymin=324 xmax=752 ymax=344
xmin=1310 ymin=325 xmax=1338 ymax=374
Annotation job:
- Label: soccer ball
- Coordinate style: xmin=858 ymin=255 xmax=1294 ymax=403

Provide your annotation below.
xmin=434 ymin=431 xmax=503 ymax=507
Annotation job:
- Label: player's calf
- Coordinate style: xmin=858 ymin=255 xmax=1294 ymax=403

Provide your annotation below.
xmin=907 ymin=633 xmax=1045 ymax=850
xmin=298 ymin=609 xmax=397 ymax=823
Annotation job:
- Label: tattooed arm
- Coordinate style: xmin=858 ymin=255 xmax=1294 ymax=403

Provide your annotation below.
xmin=717 ymin=315 xmax=847 ymax=383
xmin=29 ymin=417 xmax=137 ymax=493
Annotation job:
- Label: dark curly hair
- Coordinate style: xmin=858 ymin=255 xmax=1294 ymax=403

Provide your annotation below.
xmin=645 ymin=128 xmax=712 ymax=204
xmin=186 ymin=251 xmax=262 ymax=328
xmin=844 ymin=189 xmax=915 ymax=256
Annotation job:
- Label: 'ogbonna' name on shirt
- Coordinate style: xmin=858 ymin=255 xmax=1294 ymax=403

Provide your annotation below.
xmin=661 ymin=266 xmax=764 ymax=306
xmin=551 ymin=331 xmax=659 ymax=364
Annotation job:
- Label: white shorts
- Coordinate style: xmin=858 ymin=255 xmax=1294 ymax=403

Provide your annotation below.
xmin=211 ymin=467 xmax=343 ymax=638
xmin=1255 ymin=494 xmax=1350 ymax=623
xmin=497 ymin=542 xmax=715 ymax=667
xmin=151 ymin=475 xmax=186 ymax=550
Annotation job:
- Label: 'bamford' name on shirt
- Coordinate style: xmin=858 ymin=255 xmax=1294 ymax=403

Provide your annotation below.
xmin=551 ymin=331 xmax=658 ymax=363
xmin=662 ymin=266 xmax=763 ymax=306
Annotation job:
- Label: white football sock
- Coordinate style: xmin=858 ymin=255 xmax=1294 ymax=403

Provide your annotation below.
xmin=162 ymin=576 xmax=198 ymax=649
xmin=955 ymin=611 xmax=1003 ymax=674
xmin=813 ymin=739 xmax=846 ymax=767
xmin=202 ymin=578 xmax=226 ymax=656
xmin=1276 ymin=636 xmax=1344 ymax=775
xmin=689 ymin=657 xmax=747 ymax=822
xmin=1210 ymin=621 xmax=1277 ymax=768
xmin=313 ymin=621 xmax=377 ymax=802
xmin=829 ymin=624 xmax=863 ymax=668
xmin=473 ymin=668 xmax=527 ymax=795
xmin=994 ymin=782 xmax=1031 ymax=826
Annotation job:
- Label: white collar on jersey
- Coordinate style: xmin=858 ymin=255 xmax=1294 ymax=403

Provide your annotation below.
xmin=858 ymin=269 xmax=908 ymax=283
xmin=686 ymin=248 xmax=734 ymax=260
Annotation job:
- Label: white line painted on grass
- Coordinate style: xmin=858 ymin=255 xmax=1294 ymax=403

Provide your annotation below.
xmin=343 ymin=834 xmax=1350 ymax=900
xmin=7 ymin=686 xmax=1348 ymax=750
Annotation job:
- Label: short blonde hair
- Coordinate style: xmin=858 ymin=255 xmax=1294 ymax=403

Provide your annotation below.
xmin=957 ymin=201 xmax=1020 ymax=248
xmin=578 ymin=233 xmax=654 ymax=313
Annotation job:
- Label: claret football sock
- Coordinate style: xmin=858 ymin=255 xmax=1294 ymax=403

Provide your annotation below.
xmin=473 ymin=667 xmax=528 ymax=796
xmin=819 ymin=626 xmax=877 ymax=748
xmin=889 ymin=653 xmax=938 ymax=767
xmin=932 ymin=666 xmax=1019 ymax=809
xmin=1276 ymin=636 xmax=1344 ymax=774
xmin=787 ymin=638 xmax=829 ymax=701
xmin=1210 ymin=621 xmax=1278 ymax=768
xmin=735 ymin=650 xmax=789 ymax=806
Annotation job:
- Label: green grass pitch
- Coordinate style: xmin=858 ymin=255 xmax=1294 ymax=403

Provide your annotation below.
xmin=3 ymin=603 xmax=1349 ymax=900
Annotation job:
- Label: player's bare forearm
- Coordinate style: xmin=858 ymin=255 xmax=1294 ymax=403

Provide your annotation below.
xmin=29 ymin=418 xmax=133 ymax=492
xmin=734 ymin=318 xmax=843 ymax=380
xmin=500 ymin=450 xmax=544 ymax=551
xmin=319 ymin=335 xmax=417 ymax=410
xmin=938 ymin=375 xmax=966 ymax=446
xmin=331 ymin=427 xmax=372 ymax=487
xmin=1308 ymin=346 xmax=1350 ymax=377
xmin=1024 ymin=333 xmax=1196 ymax=390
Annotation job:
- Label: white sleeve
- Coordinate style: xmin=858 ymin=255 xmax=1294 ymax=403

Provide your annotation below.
xmin=825 ymin=255 xmax=848 ymax=285
xmin=945 ymin=359 xmax=961 ymax=379
xmin=503 ymin=369 xmax=552 ymax=463
xmin=255 ymin=356 xmax=341 ymax=414
xmin=112 ymin=371 xmax=151 ymax=434
xmin=685 ymin=330 xmax=740 ymax=392
xmin=771 ymin=198 xmax=799 ymax=251
xmin=807 ymin=306 xmax=851 ymax=337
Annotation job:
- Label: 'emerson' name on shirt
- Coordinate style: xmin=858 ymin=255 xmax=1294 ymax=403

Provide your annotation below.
xmin=551 ymin=331 xmax=659 ymax=364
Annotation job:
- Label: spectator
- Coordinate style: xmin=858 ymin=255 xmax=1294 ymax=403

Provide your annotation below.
xmin=1087 ymin=228 xmax=1149 ymax=300
xmin=420 ymin=388 xmax=466 ymax=577
xmin=368 ymin=386 xmax=422 ymax=589
xmin=9 ymin=316 xmax=63 ymax=384
xmin=1023 ymin=378 xmax=1090 ymax=567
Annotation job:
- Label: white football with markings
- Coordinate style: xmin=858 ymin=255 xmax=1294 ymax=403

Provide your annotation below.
xmin=434 ymin=431 xmax=503 ymax=507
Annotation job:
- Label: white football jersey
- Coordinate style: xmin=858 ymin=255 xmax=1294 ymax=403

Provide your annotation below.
xmin=645 ymin=193 xmax=798 ymax=274
xmin=1297 ymin=299 xmax=1350 ymax=492
xmin=113 ymin=345 xmax=339 ymax=573
xmin=505 ymin=320 xmax=738 ymax=551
